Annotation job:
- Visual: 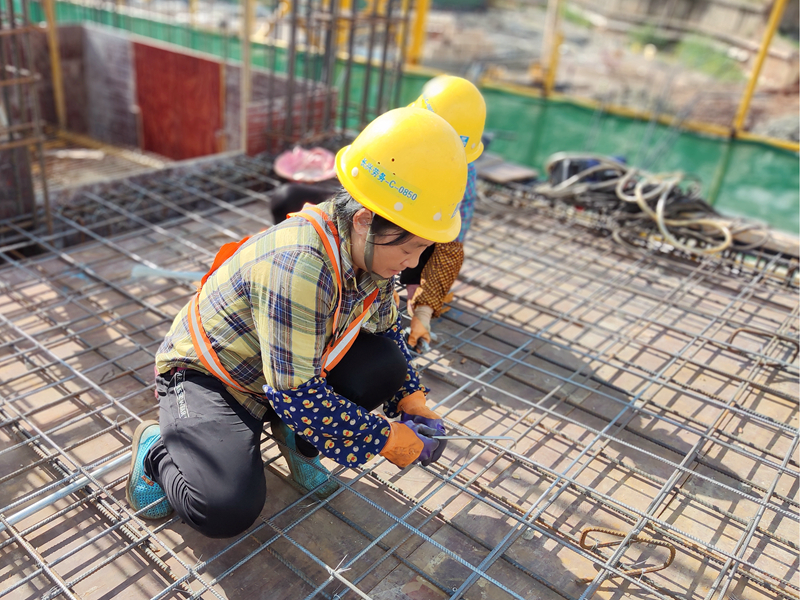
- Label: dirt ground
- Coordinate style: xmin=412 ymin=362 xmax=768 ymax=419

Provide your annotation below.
xmin=421 ymin=3 xmax=799 ymax=140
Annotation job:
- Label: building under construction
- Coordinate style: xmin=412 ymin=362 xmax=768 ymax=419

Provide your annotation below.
xmin=1 ymin=1 xmax=798 ymax=599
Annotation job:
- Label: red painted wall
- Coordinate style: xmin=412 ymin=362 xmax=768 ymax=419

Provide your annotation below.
xmin=133 ymin=43 xmax=222 ymax=160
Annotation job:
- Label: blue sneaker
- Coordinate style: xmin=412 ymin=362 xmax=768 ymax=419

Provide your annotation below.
xmin=271 ymin=420 xmax=339 ymax=499
xmin=126 ymin=420 xmax=173 ymax=519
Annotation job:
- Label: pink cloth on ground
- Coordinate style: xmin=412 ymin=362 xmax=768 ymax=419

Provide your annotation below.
xmin=274 ymin=147 xmax=336 ymax=182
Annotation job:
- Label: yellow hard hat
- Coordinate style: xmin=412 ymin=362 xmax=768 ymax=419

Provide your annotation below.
xmin=336 ymin=107 xmax=467 ymax=243
xmin=410 ymin=75 xmax=486 ymax=163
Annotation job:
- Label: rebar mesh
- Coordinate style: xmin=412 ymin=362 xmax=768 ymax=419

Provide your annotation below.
xmin=0 ymin=156 xmax=797 ymax=600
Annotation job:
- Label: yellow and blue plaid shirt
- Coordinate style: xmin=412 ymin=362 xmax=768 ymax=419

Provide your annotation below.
xmin=156 ymin=200 xmax=425 ymax=467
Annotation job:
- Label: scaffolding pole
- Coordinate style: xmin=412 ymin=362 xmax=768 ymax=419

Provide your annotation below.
xmin=407 ymin=0 xmax=429 ymax=65
xmin=42 ymin=0 xmax=66 ymax=130
xmin=541 ymin=0 xmax=562 ymax=96
xmin=240 ymin=0 xmax=254 ymax=153
xmin=732 ymin=0 xmax=789 ymax=133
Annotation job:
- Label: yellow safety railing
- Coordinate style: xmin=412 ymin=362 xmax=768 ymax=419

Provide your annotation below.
xmin=40 ymin=0 xmax=799 ymax=154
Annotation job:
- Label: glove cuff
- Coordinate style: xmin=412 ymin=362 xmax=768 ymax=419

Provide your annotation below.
xmin=397 ymin=390 xmax=426 ymax=413
xmin=380 ymin=422 xmax=423 ymax=468
xmin=397 ymin=390 xmax=440 ymax=421
xmin=412 ymin=305 xmax=433 ymax=330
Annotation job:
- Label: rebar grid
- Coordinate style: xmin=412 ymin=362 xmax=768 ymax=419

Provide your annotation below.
xmin=0 ymin=164 xmax=797 ymax=600
xmin=0 ymin=155 xmax=279 ymax=256
xmin=31 ymin=138 xmax=171 ymax=196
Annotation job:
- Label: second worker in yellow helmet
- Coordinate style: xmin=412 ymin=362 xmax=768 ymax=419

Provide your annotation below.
xmin=402 ymin=75 xmax=487 ymax=351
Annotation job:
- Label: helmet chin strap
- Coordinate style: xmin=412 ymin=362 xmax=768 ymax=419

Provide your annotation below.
xmin=363 ymin=221 xmax=390 ymax=284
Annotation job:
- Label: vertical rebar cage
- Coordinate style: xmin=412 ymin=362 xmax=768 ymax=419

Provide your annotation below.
xmin=19 ymin=0 xmax=416 ymax=156
xmin=1 ymin=0 xmax=51 ymax=233
xmin=242 ymin=0 xmax=413 ymax=152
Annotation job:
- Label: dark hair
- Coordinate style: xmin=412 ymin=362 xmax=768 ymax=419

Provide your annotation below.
xmin=333 ymin=188 xmax=414 ymax=246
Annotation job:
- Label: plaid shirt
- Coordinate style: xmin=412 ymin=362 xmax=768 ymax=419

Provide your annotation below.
xmin=156 ymin=200 xmax=425 ymax=467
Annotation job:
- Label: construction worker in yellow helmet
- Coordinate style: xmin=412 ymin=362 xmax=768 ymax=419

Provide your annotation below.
xmin=125 ymin=107 xmax=467 ymax=537
xmin=401 ymin=75 xmax=487 ymax=351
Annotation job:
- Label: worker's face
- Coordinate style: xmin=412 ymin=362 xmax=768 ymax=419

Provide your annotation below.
xmin=351 ymin=208 xmax=434 ymax=278
xmin=370 ymin=235 xmax=434 ymax=279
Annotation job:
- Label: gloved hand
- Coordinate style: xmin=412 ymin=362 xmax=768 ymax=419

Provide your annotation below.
xmin=407 ymin=305 xmax=433 ymax=349
xmin=402 ymin=415 xmax=446 ymax=466
xmin=379 ymin=421 xmax=443 ymax=468
xmin=397 ymin=391 xmax=444 ymax=434
xmin=379 ymin=421 xmax=424 ymax=468
xmin=402 ymin=420 xmax=445 ymax=467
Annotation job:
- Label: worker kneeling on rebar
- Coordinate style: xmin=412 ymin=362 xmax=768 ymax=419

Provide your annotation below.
xmin=125 ymin=106 xmax=468 ymax=538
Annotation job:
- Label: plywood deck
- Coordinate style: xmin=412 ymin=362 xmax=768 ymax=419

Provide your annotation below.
xmin=0 ymin=156 xmax=797 ymax=600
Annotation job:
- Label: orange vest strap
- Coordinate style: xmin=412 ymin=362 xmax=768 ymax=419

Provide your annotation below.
xmin=201 ymin=235 xmax=252 ymax=286
xmin=188 ymin=294 xmax=252 ymax=394
xmin=189 ymin=206 xmax=380 ymax=393
xmin=320 ymin=288 xmax=379 ymax=373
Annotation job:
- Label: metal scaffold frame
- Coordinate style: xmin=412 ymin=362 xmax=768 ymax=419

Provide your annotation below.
xmin=36 ymin=0 xmax=799 ymax=151
xmin=21 ymin=0 xmax=414 ymax=168
xmin=0 ymin=0 xmax=52 ymax=233
xmin=0 ymin=154 xmax=797 ymax=599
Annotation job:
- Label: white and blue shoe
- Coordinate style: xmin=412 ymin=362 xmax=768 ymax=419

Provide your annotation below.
xmin=272 ymin=420 xmax=339 ymax=499
xmin=125 ymin=420 xmax=173 ymax=519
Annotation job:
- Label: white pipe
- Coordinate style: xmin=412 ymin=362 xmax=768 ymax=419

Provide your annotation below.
xmin=131 ymin=265 xmax=205 ymax=281
xmin=0 ymin=452 xmax=131 ymax=534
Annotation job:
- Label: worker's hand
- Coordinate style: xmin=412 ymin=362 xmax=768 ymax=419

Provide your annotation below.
xmin=397 ymin=391 xmax=445 ymax=435
xmin=404 ymin=421 xmax=444 ymax=467
xmin=379 ymin=421 xmax=443 ymax=468
xmin=392 ymin=290 xmax=400 ymax=306
xmin=407 ymin=314 xmax=431 ymax=349
xmin=379 ymin=421 xmax=424 ymax=468
xmin=406 ymin=305 xmax=433 ymax=350
xmin=402 ymin=415 xmax=447 ymax=466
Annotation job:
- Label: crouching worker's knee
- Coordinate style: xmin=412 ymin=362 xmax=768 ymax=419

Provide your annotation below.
xmin=188 ymin=484 xmax=266 ymax=539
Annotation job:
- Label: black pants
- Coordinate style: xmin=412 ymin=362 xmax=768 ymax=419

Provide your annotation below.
xmin=145 ymin=331 xmax=406 ymax=538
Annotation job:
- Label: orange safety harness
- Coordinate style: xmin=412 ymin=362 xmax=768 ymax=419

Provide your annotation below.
xmin=187 ymin=204 xmax=379 ymax=394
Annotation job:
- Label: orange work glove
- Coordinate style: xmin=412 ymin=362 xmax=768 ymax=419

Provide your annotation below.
xmin=407 ymin=305 xmax=433 ymax=349
xmin=397 ymin=390 xmax=441 ymax=422
xmin=380 ymin=421 xmax=424 ymax=468
xmin=392 ymin=290 xmax=400 ymax=306
xmin=396 ymin=392 xmax=447 ymax=462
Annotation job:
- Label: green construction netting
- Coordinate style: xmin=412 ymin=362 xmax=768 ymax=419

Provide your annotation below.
xmin=24 ymin=1 xmax=800 ymax=234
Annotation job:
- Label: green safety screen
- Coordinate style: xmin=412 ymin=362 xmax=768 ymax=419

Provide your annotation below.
xmin=25 ymin=0 xmax=800 ymax=235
